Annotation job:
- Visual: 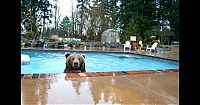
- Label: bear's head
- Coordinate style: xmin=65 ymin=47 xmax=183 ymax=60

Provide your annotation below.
xmin=64 ymin=53 xmax=86 ymax=73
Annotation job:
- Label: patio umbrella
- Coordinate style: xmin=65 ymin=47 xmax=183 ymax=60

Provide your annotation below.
xmin=151 ymin=36 xmax=156 ymax=38
xmin=70 ymin=38 xmax=78 ymax=45
xmin=63 ymin=23 xmax=73 ymax=28
xmin=112 ymin=28 xmax=123 ymax=32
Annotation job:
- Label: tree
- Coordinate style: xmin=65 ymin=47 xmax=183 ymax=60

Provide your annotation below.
xmin=77 ymin=0 xmax=90 ymax=36
xmin=21 ymin=0 xmax=54 ymax=39
xmin=118 ymin=0 xmax=179 ymax=43
xmin=87 ymin=0 xmax=102 ymax=36
xmin=107 ymin=0 xmax=119 ymax=28
xmin=167 ymin=0 xmax=179 ymax=41
xmin=21 ymin=0 xmax=38 ymax=34
xmin=53 ymin=0 xmax=61 ymax=35
xmin=60 ymin=16 xmax=73 ymax=37
xmin=123 ymin=17 xmax=139 ymax=43
xmin=98 ymin=0 xmax=110 ymax=33
xmin=118 ymin=0 xmax=158 ymax=42
xmin=155 ymin=0 xmax=179 ymax=41
xmin=76 ymin=0 xmax=112 ymax=37
xmin=37 ymin=0 xmax=53 ymax=36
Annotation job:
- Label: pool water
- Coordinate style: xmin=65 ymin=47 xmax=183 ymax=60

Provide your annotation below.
xmin=21 ymin=50 xmax=179 ymax=74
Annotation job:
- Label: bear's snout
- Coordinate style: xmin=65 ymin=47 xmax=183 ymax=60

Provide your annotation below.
xmin=72 ymin=59 xmax=80 ymax=68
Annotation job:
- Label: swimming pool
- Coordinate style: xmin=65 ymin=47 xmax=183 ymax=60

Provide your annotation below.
xmin=21 ymin=50 xmax=179 ymax=74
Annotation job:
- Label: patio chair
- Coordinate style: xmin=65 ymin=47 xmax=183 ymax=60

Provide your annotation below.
xmin=123 ymin=41 xmax=132 ymax=52
xmin=21 ymin=42 xmax=25 ymax=47
xmin=146 ymin=42 xmax=158 ymax=52
xmin=139 ymin=41 xmax=143 ymax=50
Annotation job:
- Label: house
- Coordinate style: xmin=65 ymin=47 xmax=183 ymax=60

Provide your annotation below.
xmin=101 ymin=29 xmax=120 ymax=44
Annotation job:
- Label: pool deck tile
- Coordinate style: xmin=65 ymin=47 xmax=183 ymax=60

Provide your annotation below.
xmin=161 ymin=69 xmax=178 ymax=73
xmin=78 ymin=73 xmax=87 ymax=77
xmin=90 ymin=72 xmax=100 ymax=77
xmin=121 ymin=71 xmax=129 ymax=75
xmin=127 ymin=70 xmax=159 ymax=75
xmin=66 ymin=73 xmax=81 ymax=78
xmin=46 ymin=73 xmax=59 ymax=78
xmin=21 ymin=69 xmax=179 ymax=79
xmin=32 ymin=74 xmax=39 ymax=79
xmin=84 ymin=72 xmax=93 ymax=77
xmin=53 ymin=73 xmax=66 ymax=78
xmin=39 ymin=74 xmax=46 ymax=78
xmin=113 ymin=72 xmax=123 ymax=76
xmin=23 ymin=74 xmax=33 ymax=79
xmin=97 ymin=72 xmax=113 ymax=76
xmin=46 ymin=74 xmax=54 ymax=78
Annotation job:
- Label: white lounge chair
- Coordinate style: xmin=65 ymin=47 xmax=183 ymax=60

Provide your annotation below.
xmin=139 ymin=41 xmax=143 ymax=50
xmin=146 ymin=42 xmax=158 ymax=52
xmin=21 ymin=42 xmax=25 ymax=47
xmin=123 ymin=41 xmax=132 ymax=52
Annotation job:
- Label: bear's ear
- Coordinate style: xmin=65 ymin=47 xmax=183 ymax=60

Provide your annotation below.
xmin=65 ymin=53 xmax=71 ymax=58
xmin=81 ymin=54 xmax=85 ymax=59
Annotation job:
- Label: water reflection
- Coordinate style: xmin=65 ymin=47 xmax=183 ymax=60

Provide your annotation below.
xmin=70 ymin=77 xmax=86 ymax=96
xmin=21 ymin=74 xmax=178 ymax=104
xmin=87 ymin=76 xmax=169 ymax=104
xmin=21 ymin=79 xmax=52 ymax=105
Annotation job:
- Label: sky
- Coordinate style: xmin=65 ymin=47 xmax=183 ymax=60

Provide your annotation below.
xmin=49 ymin=0 xmax=78 ymax=22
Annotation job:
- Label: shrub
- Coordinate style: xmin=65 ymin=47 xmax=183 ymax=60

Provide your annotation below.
xmin=50 ymin=35 xmax=59 ymax=42
xmin=27 ymin=31 xmax=35 ymax=38
xmin=21 ymin=36 xmax=26 ymax=41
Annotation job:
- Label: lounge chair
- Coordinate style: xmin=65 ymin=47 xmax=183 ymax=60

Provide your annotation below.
xmin=21 ymin=42 xmax=25 ymax=47
xmin=146 ymin=42 xmax=158 ymax=52
xmin=123 ymin=41 xmax=132 ymax=52
xmin=139 ymin=41 xmax=143 ymax=50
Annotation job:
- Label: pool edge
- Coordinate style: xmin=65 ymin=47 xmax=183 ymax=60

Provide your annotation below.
xmin=21 ymin=69 xmax=179 ymax=79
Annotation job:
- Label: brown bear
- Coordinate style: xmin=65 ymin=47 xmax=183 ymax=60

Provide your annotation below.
xmin=64 ymin=53 xmax=86 ymax=73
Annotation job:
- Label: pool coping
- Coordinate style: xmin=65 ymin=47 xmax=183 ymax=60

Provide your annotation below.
xmin=21 ymin=69 xmax=179 ymax=79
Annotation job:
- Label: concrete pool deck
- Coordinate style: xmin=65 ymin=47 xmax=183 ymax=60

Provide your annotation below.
xmin=21 ymin=46 xmax=179 ymax=105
